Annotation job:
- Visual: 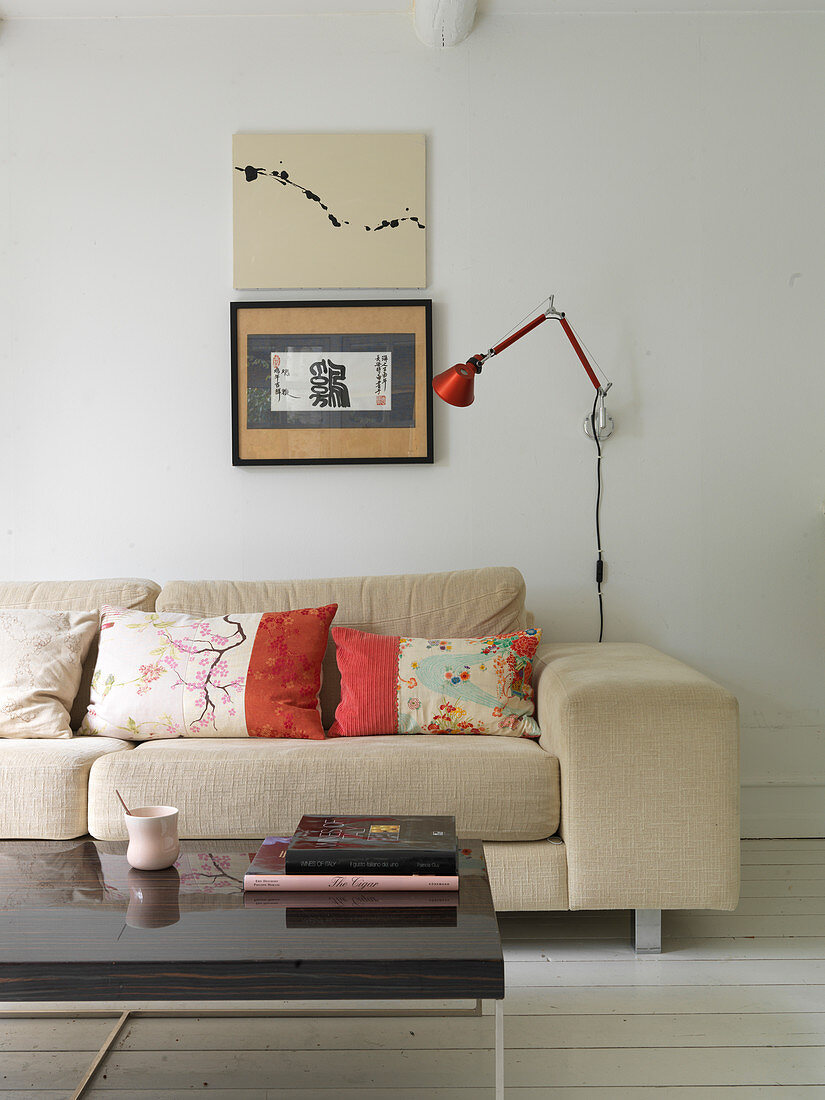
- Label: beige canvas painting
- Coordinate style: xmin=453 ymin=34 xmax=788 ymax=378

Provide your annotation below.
xmin=233 ymin=133 xmax=426 ymax=289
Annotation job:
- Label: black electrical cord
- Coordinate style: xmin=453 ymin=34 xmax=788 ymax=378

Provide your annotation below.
xmin=590 ymin=390 xmax=604 ymax=643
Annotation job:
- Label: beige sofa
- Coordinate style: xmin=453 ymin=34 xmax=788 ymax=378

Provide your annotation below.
xmin=0 ymin=567 xmax=740 ymax=945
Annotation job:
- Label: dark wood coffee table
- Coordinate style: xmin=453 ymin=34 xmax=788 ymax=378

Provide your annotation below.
xmin=0 ymin=837 xmax=504 ymax=1097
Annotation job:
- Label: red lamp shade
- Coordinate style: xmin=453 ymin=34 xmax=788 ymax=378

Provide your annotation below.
xmin=433 ymin=300 xmax=606 ymax=411
xmin=432 ymin=361 xmax=478 ymax=407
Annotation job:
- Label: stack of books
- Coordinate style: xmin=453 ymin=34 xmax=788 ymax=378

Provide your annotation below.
xmin=243 ymin=814 xmax=459 ymax=926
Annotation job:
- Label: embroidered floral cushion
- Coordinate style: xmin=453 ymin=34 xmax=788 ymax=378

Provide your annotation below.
xmin=328 ymin=626 xmax=541 ymax=738
xmin=0 ymin=609 xmax=98 ymax=738
xmin=80 ymin=604 xmax=337 ymax=741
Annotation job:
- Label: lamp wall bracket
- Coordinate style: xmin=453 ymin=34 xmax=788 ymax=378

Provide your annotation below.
xmin=583 ymin=386 xmax=614 ymax=441
xmin=583 ymin=413 xmax=614 ymax=441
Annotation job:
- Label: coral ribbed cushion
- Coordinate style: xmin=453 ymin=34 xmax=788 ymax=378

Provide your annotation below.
xmin=328 ymin=625 xmax=541 ymax=738
xmin=329 ymin=629 xmax=399 ymax=737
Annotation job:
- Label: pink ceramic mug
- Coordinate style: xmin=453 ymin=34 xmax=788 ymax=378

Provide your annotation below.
xmin=125 ymin=806 xmax=180 ymax=871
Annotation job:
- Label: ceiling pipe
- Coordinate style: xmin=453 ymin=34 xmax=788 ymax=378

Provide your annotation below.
xmin=414 ymin=0 xmax=477 ymax=48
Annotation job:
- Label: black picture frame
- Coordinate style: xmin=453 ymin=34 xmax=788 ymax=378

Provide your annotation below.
xmin=231 ymin=299 xmax=433 ymax=466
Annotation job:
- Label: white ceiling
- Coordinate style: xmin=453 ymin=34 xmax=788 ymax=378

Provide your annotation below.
xmin=2 ymin=0 xmax=824 ymax=17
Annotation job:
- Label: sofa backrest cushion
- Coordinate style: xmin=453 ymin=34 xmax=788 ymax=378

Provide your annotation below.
xmin=157 ymin=567 xmax=528 ymax=729
xmin=0 ymin=580 xmax=161 ymax=729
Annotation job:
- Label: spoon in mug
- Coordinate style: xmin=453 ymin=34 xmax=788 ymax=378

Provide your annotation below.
xmin=115 ymin=789 xmax=132 ymax=816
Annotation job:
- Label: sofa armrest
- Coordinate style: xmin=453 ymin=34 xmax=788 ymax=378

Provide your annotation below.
xmin=534 ymin=642 xmax=739 ymax=911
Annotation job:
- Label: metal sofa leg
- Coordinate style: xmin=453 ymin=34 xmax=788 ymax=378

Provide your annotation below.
xmin=634 ymin=908 xmax=662 ymax=954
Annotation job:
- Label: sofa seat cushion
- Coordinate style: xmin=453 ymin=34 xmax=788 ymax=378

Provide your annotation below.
xmin=0 ymin=738 xmax=133 ymax=840
xmin=87 ymin=735 xmax=561 ymax=842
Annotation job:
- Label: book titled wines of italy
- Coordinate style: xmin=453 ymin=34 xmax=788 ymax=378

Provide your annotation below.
xmin=285 ymin=815 xmax=458 ymax=875
xmin=243 ymin=836 xmax=459 ymax=892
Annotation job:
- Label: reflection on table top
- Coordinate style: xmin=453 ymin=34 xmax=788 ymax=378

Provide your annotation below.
xmin=0 ymin=838 xmax=500 ymax=966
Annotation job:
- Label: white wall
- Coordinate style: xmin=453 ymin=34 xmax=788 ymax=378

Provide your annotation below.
xmin=1 ymin=9 xmax=823 ymax=835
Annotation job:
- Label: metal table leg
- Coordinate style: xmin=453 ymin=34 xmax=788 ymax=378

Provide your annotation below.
xmin=495 ymin=998 xmax=504 ymax=1098
xmin=71 ymin=1010 xmax=130 ymax=1100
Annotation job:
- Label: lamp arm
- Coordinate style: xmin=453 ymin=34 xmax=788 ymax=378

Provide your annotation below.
xmin=487 ymin=312 xmax=549 ymax=358
xmin=467 ymin=297 xmax=606 ymax=393
xmin=557 ymin=317 xmax=602 ymax=392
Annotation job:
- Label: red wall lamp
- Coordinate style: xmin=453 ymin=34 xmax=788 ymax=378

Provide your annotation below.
xmin=432 ymin=295 xmax=614 ymax=641
xmin=432 ymin=295 xmax=613 ymax=441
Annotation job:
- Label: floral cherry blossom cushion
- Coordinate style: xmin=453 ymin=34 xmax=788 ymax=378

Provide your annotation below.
xmin=328 ymin=626 xmax=541 ymax=738
xmin=80 ymin=604 xmax=337 ymax=741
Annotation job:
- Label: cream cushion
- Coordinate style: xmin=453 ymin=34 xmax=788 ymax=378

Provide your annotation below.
xmin=0 ymin=738 xmax=133 ymax=839
xmin=158 ymin=567 xmax=527 ymax=729
xmin=87 ymin=734 xmax=561 ymax=842
xmin=0 ymin=579 xmax=160 ymax=729
xmin=0 ymin=610 xmax=97 ymax=738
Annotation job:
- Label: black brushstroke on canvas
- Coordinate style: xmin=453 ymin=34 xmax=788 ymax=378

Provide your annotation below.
xmin=235 ymin=164 xmax=425 ymax=232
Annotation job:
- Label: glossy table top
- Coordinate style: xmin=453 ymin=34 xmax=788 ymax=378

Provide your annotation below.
xmin=0 ymin=838 xmax=503 ymax=1001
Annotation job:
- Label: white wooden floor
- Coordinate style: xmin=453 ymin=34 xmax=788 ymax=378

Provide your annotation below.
xmin=2 ymin=838 xmax=825 ymax=1098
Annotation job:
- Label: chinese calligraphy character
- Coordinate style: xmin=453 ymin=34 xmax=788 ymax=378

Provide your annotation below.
xmin=309 ymin=359 xmax=351 ymax=408
xmin=375 ymin=352 xmax=389 ymax=402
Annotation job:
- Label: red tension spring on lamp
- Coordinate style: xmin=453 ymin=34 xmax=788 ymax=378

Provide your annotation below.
xmin=433 ymin=295 xmax=613 ymax=641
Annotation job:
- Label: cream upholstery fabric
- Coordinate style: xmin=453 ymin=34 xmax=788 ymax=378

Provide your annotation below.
xmin=535 ymin=643 xmax=740 ymax=911
xmin=87 ymin=734 xmax=560 ymax=842
xmin=0 ymin=738 xmax=133 ymax=839
xmin=0 ymin=610 xmax=97 ymax=738
xmin=158 ymin=568 xmax=527 ymax=728
xmin=0 ymin=579 xmax=160 ymax=729
xmin=484 ymin=838 xmax=568 ymax=911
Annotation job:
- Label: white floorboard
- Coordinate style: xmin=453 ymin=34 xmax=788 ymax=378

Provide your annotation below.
xmin=1 ymin=839 xmax=825 ymax=1098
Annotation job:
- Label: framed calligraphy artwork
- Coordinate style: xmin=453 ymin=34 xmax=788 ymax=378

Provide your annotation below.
xmin=231 ymin=300 xmax=433 ymax=465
